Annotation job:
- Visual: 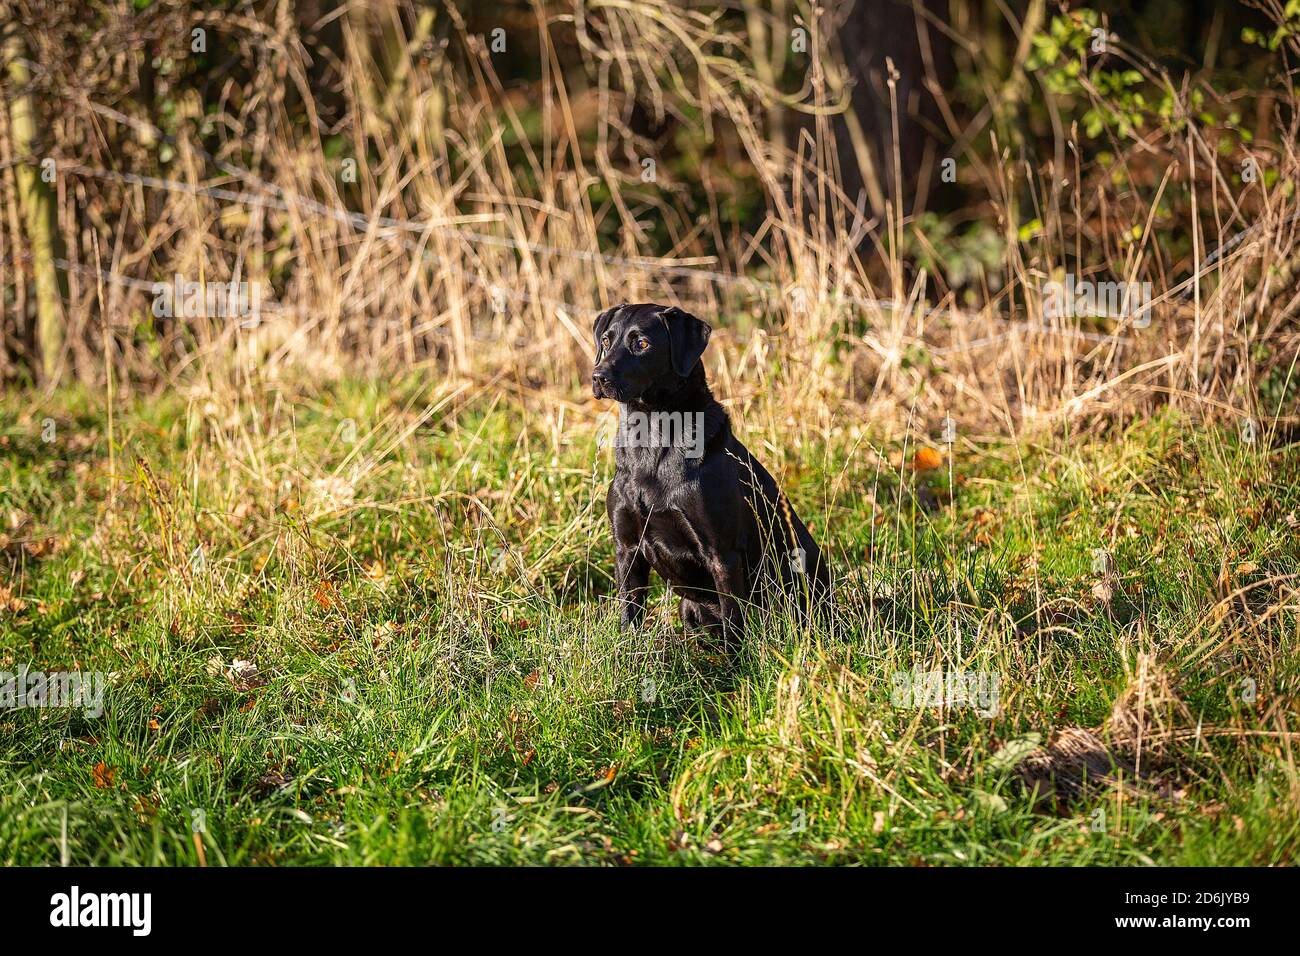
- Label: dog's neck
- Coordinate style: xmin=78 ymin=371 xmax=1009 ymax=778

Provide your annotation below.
xmin=622 ymin=365 xmax=728 ymax=443
xmin=626 ymin=364 xmax=713 ymax=411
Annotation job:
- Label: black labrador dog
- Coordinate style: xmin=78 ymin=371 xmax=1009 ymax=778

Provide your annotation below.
xmin=592 ymin=302 xmax=829 ymax=643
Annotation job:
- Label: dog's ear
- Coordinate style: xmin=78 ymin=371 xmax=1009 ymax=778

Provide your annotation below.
xmin=660 ymin=306 xmax=712 ymax=377
xmin=593 ymin=306 xmax=618 ymax=362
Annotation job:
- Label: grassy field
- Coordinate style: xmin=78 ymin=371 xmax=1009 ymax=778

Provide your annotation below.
xmin=2 ymin=376 xmax=1298 ymax=866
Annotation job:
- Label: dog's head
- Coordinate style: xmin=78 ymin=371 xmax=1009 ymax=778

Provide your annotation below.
xmin=591 ymin=303 xmax=712 ymax=403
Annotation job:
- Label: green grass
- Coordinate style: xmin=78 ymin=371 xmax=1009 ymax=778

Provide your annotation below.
xmin=2 ymin=376 xmax=1298 ymax=865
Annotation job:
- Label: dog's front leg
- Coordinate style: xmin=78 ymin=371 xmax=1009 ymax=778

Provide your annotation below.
xmin=706 ymin=550 xmax=748 ymax=643
xmin=614 ymin=544 xmax=651 ymax=630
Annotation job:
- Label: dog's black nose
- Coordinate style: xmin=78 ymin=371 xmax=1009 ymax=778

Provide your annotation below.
xmin=592 ymin=371 xmax=611 ymax=393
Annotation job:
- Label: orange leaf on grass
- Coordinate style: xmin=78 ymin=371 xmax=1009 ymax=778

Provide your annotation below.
xmin=912 ymin=447 xmax=944 ymax=471
xmin=313 ymin=580 xmax=339 ymax=610
xmin=92 ymin=761 xmax=115 ymax=789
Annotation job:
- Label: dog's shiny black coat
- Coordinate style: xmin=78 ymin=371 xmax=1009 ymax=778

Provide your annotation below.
xmin=592 ymin=302 xmax=829 ymax=641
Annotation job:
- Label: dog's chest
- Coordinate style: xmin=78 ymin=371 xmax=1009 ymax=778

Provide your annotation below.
xmin=610 ymin=455 xmax=717 ymax=584
xmin=611 ymin=449 xmax=679 ymax=511
xmin=626 ymin=499 xmax=712 ymax=586
xmin=615 ymin=446 xmax=692 ymax=508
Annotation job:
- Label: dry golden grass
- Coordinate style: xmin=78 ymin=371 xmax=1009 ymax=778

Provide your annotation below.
xmin=2 ymin=0 xmax=1296 ymax=452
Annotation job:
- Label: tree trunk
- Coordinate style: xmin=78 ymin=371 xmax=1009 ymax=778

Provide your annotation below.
xmin=829 ymin=0 xmax=954 ymax=221
xmin=4 ymin=28 xmax=65 ymax=385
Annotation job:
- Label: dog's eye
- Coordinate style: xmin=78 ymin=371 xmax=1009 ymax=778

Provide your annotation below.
xmin=633 ymin=337 xmax=650 ymax=352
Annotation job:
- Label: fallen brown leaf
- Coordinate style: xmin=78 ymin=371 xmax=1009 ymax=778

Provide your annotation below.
xmin=313 ymin=580 xmax=339 ymax=610
xmin=92 ymin=761 xmax=115 ymax=789
xmin=228 ymin=659 xmax=266 ymax=691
